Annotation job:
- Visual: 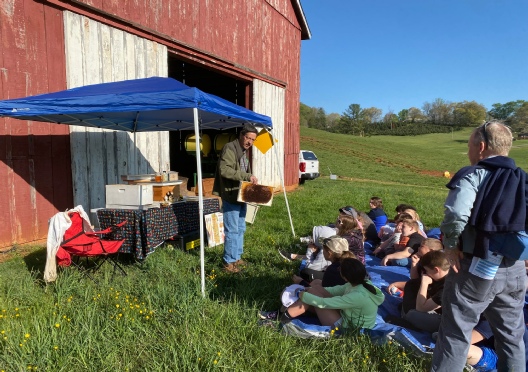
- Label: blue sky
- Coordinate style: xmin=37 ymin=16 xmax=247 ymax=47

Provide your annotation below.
xmin=299 ymin=1 xmax=528 ymax=116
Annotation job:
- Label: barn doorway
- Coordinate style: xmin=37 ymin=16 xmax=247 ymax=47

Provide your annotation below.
xmin=167 ymin=55 xmax=251 ymax=191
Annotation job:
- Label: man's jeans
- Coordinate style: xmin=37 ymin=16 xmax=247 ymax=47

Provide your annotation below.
xmin=431 ymin=257 xmax=526 ymax=372
xmin=222 ymin=200 xmax=247 ymax=264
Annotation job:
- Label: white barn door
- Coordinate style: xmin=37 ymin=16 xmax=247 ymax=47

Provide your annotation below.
xmin=252 ymin=79 xmax=285 ymax=189
xmin=63 ymin=11 xmax=169 ymax=210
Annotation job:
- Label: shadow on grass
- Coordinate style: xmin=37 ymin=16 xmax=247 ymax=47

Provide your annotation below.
xmin=23 ymin=247 xmax=47 ymax=281
xmin=22 ymin=247 xmax=137 ymax=285
xmin=198 ymin=249 xmax=301 ymax=308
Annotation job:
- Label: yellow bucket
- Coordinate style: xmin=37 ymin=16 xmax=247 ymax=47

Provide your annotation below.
xmin=185 ymin=134 xmax=211 ymax=157
xmin=214 ymin=133 xmax=237 ymax=154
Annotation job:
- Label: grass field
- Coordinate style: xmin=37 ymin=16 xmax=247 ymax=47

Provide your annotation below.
xmin=1 ymin=127 xmax=527 ymax=371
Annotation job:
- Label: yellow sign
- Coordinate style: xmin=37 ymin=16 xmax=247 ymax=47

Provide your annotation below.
xmin=253 ymin=129 xmax=274 ymax=154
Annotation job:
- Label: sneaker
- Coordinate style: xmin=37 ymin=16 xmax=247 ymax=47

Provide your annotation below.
xmin=299 ymin=236 xmax=313 ymax=244
xmin=278 ymin=249 xmax=294 ymax=261
xmin=259 ymin=310 xmax=279 ymax=320
xmin=223 ymin=262 xmax=240 ymax=273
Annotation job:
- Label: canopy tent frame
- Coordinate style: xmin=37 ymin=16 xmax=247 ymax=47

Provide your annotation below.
xmin=0 ymin=77 xmax=293 ymax=297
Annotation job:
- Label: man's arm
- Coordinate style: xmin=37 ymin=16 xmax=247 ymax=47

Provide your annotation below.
xmin=381 ymin=247 xmax=413 ymax=266
xmin=415 ymin=275 xmax=440 ymax=312
xmin=441 ymin=173 xmax=482 ymax=270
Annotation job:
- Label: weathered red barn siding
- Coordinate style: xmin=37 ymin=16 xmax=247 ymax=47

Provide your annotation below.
xmin=0 ymin=1 xmax=73 ymax=247
xmin=62 ymin=0 xmax=303 ymax=186
xmin=0 ymin=0 xmax=305 ymax=247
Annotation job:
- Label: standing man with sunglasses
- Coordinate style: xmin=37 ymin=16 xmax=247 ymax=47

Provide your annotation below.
xmin=213 ymin=124 xmax=259 ymax=273
xmin=431 ymin=122 xmax=528 ymax=371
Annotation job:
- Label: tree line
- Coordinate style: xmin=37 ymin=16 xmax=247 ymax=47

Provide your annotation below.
xmin=300 ymin=99 xmax=528 ymax=136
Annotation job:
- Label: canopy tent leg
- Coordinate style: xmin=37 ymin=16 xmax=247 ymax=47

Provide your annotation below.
xmin=193 ymin=108 xmax=206 ymax=298
xmin=270 ymin=132 xmax=295 ymax=238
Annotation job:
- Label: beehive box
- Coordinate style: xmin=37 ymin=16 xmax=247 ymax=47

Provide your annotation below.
xmin=106 ymin=184 xmax=153 ymax=206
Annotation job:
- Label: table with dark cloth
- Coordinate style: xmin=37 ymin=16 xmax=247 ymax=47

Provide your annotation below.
xmin=96 ymin=198 xmax=220 ymax=260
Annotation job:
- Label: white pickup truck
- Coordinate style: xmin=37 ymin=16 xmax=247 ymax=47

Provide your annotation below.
xmin=299 ymin=150 xmax=320 ymax=184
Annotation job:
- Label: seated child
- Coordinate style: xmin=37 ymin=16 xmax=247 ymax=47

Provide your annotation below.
xmin=294 ymin=235 xmax=357 ymax=288
xmin=466 ymin=319 xmax=499 ymax=372
xmin=336 ymin=214 xmax=365 ymax=264
xmin=380 ymin=219 xmax=425 ymax=267
xmin=387 ymin=238 xmax=443 ymax=294
xmin=399 ymin=250 xmax=449 ymax=333
xmin=367 ymin=196 xmax=388 ymax=233
xmin=401 ymin=208 xmax=427 ymax=237
xmin=286 ymin=256 xmax=384 ymax=330
xmin=279 ymin=207 xmax=365 ymax=279
xmin=373 ymin=212 xmax=414 ymax=258
xmin=260 ymin=237 xmax=358 ymax=321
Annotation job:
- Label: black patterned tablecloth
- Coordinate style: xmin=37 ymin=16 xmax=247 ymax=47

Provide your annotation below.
xmin=96 ymin=198 xmax=220 ymax=260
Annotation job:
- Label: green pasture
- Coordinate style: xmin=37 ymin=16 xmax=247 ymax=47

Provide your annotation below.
xmin=1 ymin=128 xmax=527 ymax=371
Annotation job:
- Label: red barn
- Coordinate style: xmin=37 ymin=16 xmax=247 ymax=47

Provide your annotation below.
xmin=0 ymin=0 xmax=310 ymax=247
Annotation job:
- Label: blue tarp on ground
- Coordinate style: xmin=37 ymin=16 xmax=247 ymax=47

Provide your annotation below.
xmin=281 ymin=250 xmax=435 ymax=357
xmin=0 ymin=77 xmax=273 ymax=131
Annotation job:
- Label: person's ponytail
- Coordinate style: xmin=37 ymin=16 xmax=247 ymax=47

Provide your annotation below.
xmin=361 ymin=280 xmax=378 ymax=295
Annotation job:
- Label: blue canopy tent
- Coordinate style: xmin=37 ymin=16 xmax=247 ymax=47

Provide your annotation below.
xmin=0 ymin=76 xmax=273 ymax=295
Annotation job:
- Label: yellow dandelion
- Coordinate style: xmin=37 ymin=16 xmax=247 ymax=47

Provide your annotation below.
xmin=0 ymin=330 xmax=4 ymax=334
xmin=19 ymin=343 xmax=23 ymax=347
xmin=15 ymin=308 xmax=19 ymax=311
xmin=116 ymin=304 xmax=120 ymax=308
xmin=119 ymin=314 xmax=123 ymax=317
xmin=349 ymin=358 xmax=352 ymax=362
xmin=402 ymin=352 xmax=406 ymax=357
xmin=383 ymin=359 xmax=386 ymax=363
xmin=54 ymin=346 xmax=58 ymax=350
xmin=145 ymin=316 xmax=150 ymax=320
xmin=217 ymin=352 xmax=221 ymax=356
xmin=25 ymin=333 xmax=30 ymax=338
xmin=67 ymin=318 xmax=71 ymax=322
xmin=365 ymin=355 xmax=369 ymax=359
xmin=55 ymin=323 xmax=60 ymax=328
xmin=214 ymin=360 xmax=218 ymax=365
xmin=63 ymin=315 xmax=67 ymax=319
xmin=16 ymin=314 xmax=20 ymax=317
xmin=27 ymin=366 xmax=32 ymax=370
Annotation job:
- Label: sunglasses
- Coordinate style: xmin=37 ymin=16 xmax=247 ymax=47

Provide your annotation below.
xmin=480 ymin=122 xmax=490 ymax=146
